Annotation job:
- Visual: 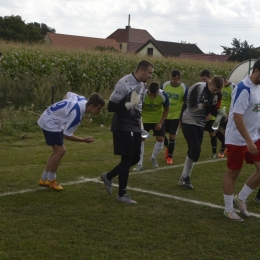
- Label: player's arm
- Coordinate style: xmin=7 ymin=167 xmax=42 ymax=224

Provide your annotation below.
xmin=179 ymin=85 xmax=188 ymax=121
xmin=64 ymin=134 xmax=95 ymax=143
xmin=155 ymin=92 xmax=169 ymax=130
xmin=187 ymin=84 xmax=203 ymax=111
xmin=234 ymin=113 xmax=257 ymax=155
xmin=107 ymin=82 xmax=129 ymax=112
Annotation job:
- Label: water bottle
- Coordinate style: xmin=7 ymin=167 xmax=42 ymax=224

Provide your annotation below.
xmin=141 ymin=129 xmax=150 ymax=138
xmin=212 ymin=106 xmax=226 ymax=130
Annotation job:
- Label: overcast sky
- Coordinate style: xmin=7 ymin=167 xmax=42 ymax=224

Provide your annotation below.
xmin=1 ymin=0 xmax=260 ymax=54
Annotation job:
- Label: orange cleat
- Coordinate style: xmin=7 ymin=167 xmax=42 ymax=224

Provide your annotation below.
xmin=48 ymin=180 xmax=63 ymax=191
xmin=166 ymin=157 xmax=173 ymax=165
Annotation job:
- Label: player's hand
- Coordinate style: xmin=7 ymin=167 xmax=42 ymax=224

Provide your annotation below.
xmin=154 ymin=123 xmax=162 ymax=131
xmin=205 ymin=114 xmax=211 ymax=121
xmin=125 ymin=91 xmax=140 ymax=110
xmin=247 ymin=141 xmax=258 ymax=155
xmin=84 ymin=136 xmax=95 ymax=143
xmin=130 ymin=91 xmax=140 ymax=106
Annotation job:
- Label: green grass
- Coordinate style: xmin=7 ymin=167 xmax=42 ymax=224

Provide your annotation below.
xmin=0 ymin=123 xmax=260 ymax=260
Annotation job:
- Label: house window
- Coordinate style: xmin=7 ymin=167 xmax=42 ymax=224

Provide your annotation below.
xmin=119 ymin=44 xmax=122 ymax=49
xmin=147 ymin=48 xmax=153 ymax=56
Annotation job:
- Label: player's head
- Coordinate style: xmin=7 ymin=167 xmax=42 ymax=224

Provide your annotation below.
xmin=148 ymin=81 xmax=159 ymax=98
xmin=199 ymin=69 xmax=211 ymax=83
xmin=251 ymin=59 xmax=260 ymax=85
xmin=134 ymin=59 xmax=154 ymax=83
xmin=170 ymin=70 xmax=181 ymax=86
xmin=208 ymin=75 xmax=224 ymax=94
xmin=86 ymin=93 xmax=105 ymax=115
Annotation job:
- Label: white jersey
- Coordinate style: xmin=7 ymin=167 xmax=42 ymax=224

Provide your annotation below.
xmin=38 ymin=92 xmax=87 ymax=136
xmin=225 ymin=76 xmax=260 ymax=145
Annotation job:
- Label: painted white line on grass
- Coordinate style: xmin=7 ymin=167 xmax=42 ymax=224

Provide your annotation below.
xmin=1 ymin=159 xmax=260 ymax=219
xmin=131 ymin=157 xmax=226 ymax=175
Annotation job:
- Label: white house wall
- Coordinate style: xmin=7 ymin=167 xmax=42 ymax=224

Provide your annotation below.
xmin=136 ymin=43 xmax=163 ymax=57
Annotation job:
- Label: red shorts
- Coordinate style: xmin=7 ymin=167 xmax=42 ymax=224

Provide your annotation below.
xmin=226 ymin=139 xmax=260 ymax=170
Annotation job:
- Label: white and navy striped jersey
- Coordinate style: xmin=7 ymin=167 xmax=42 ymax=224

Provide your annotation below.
xmin=225 ymin=75 xmax=260 ymax=145
xmin=38 ymin=92 xmax=87 ymax=136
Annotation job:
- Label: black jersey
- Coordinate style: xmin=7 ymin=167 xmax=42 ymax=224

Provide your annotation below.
xmin=182 ymin=82 xmax=221 ymax=127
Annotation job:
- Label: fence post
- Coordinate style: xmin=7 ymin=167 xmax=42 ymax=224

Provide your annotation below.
xmin=51 ymin=85 xmax=55 ymax=104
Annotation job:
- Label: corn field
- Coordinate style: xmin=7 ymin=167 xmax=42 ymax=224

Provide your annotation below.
xmin=0 ymin=41 xmax=237 ymax=110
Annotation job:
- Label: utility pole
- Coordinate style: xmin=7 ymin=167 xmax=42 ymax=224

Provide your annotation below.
xmin=127 ymin=14 xmax=130 ymax=53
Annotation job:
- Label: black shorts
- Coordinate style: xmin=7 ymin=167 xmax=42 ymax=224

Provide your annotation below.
xmin=204 ymin=120 xmax=215 ymax=133
xmin=164 ymin=119 xmax=179 ymax=134
xmin=42 ymin=129 xmax=64 ymax=146
xmin=113 ymin=130 xmax=141 ymax=156
xmin=143 ymin=123 xmax=165 ymax=137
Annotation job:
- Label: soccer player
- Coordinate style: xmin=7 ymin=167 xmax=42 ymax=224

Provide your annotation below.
xmin=223 ymin=59 xmax=260 ymax=221
xmin=215 ymin=76 xmax=235 ymax=158
xmin=100 ymin=60 xmax=154 ymax=204
xmin=133 ymin=81 xmax=169 ymax=171
xmin=38 ymin=92 xmax=105 ymax=191
xmin=199 ymin=69 xmax=219 ymax=160
xmin=161 ymin=70 xmax=188 ymax=164
xmin=179 ymin=75 xmax=224 ymax=189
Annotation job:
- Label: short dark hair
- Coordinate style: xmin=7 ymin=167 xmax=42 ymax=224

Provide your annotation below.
xmin=199 ymin=69 xmax=211 ymax=78
xmin=211 ymin=75 xmax=224 ymax=89
xmin=87 ymin=93 xmax=105 ymax=107
xmin=171 ymin=69 xmax=181 ymax=78
xmin=135 ymin=59 xmax=154 ymax=72
xmin=148 ymin=81 xmax=159 ymax=94
xmin=253 ymin=59 xmax=260 ymax=73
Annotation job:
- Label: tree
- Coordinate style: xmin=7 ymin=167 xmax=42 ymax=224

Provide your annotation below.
xmin=0 ymin=15 xmax=55 ymax=43
xmin=221 ymin=38 xmax=260 ymax=62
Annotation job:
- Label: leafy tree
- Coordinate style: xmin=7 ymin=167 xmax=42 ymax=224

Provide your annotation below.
xmin=0 ymin=15 xmax=55 ymax=43
xmin=221 ymin=38 xmax=260 ymax=62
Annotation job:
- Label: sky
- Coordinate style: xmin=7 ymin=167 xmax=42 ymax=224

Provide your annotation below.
xmin=1 ymin=0 xmax=260 ymax=54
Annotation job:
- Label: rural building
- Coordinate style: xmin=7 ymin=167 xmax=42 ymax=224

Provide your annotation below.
xmin=179 ymin=53 xmax=231 ymax=62
xmin=135 ymin=39 xmax=204 ymax=58
xmin=44 ymin=32 xmax=120 ymax=50
xmin=106 ymin=26 xmax=154 ymax=53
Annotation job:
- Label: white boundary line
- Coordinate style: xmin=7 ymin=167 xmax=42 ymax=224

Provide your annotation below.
xmin=131 ymin=157 xmax=226 ymax=175
xmin=1 ymin=159 xmax=260 ymax=219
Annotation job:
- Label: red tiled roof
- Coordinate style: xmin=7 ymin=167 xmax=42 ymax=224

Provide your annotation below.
xmin=107 ymin=26 xmax=154 ymax=52
xmin=179 ymin=53 xmax=230 ymax=62
xmin=45 ymin=32 xmax=120 ymax=50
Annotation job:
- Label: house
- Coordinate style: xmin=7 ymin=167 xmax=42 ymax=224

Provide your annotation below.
xmin=106 ymin=26 xmax=154 ymax=53
xmin=135 ymin=39 xmax=204 ymax=58
xmin=179 ymin=53 xmax=231 ymax=62
xmin=44 ymin=32 xmax=120 ymax=50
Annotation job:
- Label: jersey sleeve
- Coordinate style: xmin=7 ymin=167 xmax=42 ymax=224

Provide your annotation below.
xmin=162 ymin=91 xmax=170 ymax=108
xmin=109 ymin=81 xmax=128 ymax=103
xmin=232 ymin=88 xmax=250 ymax=115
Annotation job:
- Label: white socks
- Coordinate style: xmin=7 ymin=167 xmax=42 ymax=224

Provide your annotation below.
xmin=41 ymin=170 xmax=49 ymax=180
xmin=151 ymin=141 xmax=164 ymax=159
xmin=181 ymin=156 xmax=194 ymax=178
xmin=47 ymin=172 xmax=56 ymax=181
xmin=224 ymin=194 xmax=234 ymax=212
xmin=238 ymin=184 xmax=254 ymax=202
xmin=137 ymin=141 xmax=145 ymax=166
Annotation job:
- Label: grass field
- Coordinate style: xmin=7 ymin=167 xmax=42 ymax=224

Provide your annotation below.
xmin=1 ymin=124 xmax=260 ymax=260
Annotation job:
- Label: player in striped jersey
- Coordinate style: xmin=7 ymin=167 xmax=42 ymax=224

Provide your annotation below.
xmin=38 ymin=92 xmax=105 ymax=190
